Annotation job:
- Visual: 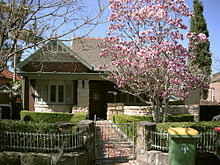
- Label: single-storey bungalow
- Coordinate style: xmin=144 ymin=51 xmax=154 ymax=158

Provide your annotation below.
xmin=17 ymin=38 xmax=145 ymax=119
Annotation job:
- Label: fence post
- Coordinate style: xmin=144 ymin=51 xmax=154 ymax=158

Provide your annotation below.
xmin=215 ymin=127 xmax=220 ymax=160
xmin=55 ymin=122 xmax=74 ymax=152
xmin=136 ymin=121 xmax=156 ymax=164
xmin=77 ymin=120 xmax=95 ymax=165
xmin=136 ymin=121 xmax=156 ymax=151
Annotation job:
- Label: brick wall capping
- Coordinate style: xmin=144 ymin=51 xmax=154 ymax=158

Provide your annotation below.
xmin=137 ymin=121 xmax=156 ymax=127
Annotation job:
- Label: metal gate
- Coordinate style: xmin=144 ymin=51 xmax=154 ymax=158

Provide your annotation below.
xmin=94 ymin=116 xmax=136 ymax=164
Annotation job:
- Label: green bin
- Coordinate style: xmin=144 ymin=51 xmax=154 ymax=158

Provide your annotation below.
xmin=168 ymin=128 xmax=200 ymax=165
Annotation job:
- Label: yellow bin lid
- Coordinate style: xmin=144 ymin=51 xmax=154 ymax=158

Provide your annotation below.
xmin=168 ymin=127 xmax=199 ymax=135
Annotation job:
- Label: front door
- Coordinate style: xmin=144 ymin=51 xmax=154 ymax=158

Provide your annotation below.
xmin=89 ymin=81 xmax=106 ymax=120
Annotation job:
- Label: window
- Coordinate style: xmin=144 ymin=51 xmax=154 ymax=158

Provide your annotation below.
xmin=211 ymin=88 xmax=215 ymax=102
xmin=36 ymin=85 xmax=48 ymax=103
xmin=35 ymin=80 xmax=74 ymax=104
xmin=49 ymin=85 xmax=65 ymax=103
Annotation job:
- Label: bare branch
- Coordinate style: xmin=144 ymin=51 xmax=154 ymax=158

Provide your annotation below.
xmin=0 ymin=0 xmax=107 ymax=71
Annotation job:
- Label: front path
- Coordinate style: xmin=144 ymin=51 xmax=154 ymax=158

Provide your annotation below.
xmin=95 ymin=120 xmax=138 ymax=165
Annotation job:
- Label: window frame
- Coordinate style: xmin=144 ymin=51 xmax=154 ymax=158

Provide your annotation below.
xmin=35 ymin=80 xmax=74 ymax=105
xmin=211 ymin=88 xmax=215 ymax=102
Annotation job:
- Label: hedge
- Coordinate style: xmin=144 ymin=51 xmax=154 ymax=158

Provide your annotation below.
xmin=111 ymin=114 xmax=193 ymax=124
xmin=0 ymin=119 xmax=61 ymax=133
xmin=21 ymin=110 xmax=87 ymax=125
xmin=111 ymin=114 xmax=220 ymax=133
xmin=166 ymin=114 xmax=194 ymax=122
xmin=111 ymin=114 xmax=153 ymax=124
xmin=157 ymin=121 xmax=220 ymax=133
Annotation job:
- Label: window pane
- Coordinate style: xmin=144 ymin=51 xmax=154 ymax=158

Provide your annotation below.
xmin=58 ymin=85 xmax=64 ymax=102
xmin=50 ymin=85 xmax=56 ymax=102
xmin=66 ymin=85 xmax=72 ymax=104
xmin=211 ymin=88 xmax=215 ymax=102
xmin=42 ymin=85 xmax=48 ymax=102
xmin=37 ymin=86 xmax=41 ymax=103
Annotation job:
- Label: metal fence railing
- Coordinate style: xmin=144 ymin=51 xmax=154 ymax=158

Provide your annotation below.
xmin=0 ymin=131 xmax=84 ymax=153
xmin=197 ymin=132 xmax=217 ymax=152
xmin=150 ymin=131 xmax=169 ymax=151
xmin=150 ymin=131 xmax=217 ymax=152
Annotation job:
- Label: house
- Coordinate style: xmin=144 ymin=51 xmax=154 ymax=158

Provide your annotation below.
xmin=199 ymin=72 xmax=220 ymax=121
xmin=0 ymin=69 xmax=22 ymax=119
xmin=207 ymin=72 xmax=220 ymax=103
xmin=17 ymin=38 xmax=201 ymax=120
xmin=17 ymin=38 xmax=130 ymax=119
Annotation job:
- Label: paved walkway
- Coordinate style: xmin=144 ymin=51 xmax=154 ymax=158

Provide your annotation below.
xmin=95 ymin=120 xmax=138 ymax=165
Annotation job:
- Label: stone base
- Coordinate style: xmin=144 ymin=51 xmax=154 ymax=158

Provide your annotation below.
xmin=136 ymin=149 xmax=168 ymax=165
xmin=0 ymin=151 xmax=92 ymax=165
xmin=35 ymin=104 xmax=72 ymax=113
xmin=72 ymin=106 xmax=89 ymax=114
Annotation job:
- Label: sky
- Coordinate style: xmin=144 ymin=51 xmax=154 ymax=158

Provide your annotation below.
xmin=21 ymin=0 xmax=220 ymax=74
xmin=85 ymin=0 xmax=220 ymax=74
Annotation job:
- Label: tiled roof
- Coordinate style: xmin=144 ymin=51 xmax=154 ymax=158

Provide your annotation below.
xmin=0 ymin=69 xmax=22 ymax=81
xmin=212 ymin=72 xmax=220 ymax=82
xmin=71 ymin=37 xmax=111 ymax=71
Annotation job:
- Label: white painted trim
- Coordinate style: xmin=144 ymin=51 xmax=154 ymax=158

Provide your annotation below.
xmin=35 ymin=80 xmax=73 ymax=105
xmin=0 ymin=104 xmax=10 ymax=107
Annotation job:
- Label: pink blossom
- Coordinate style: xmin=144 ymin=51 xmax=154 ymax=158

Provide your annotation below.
xmin=198 ymin=33 xmax=207 ymax=42
xmin=99 ymin=0 xmax=207 ymax=118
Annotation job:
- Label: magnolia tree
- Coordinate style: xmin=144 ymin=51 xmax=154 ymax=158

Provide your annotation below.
xmin=99 ymin=0 xmax=208 ymax=122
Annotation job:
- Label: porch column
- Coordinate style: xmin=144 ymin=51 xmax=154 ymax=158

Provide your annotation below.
xmin=0 ymin=107 xmax=2 ymax=119
xmin=76 ymin=80 xmax=89 ymax=114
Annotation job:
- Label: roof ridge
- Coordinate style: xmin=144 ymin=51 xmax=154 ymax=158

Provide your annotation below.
xmin=72 ymin=36 xmax=105 ymax=40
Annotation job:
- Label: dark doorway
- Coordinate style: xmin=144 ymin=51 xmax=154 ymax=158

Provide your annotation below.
xmin=200 ymin=105 xmax=220 ymax=121
xmin=89 ymin=81 xmax=107 ymax=120
xmin=1 ymin=106 xmax=11 ymax=119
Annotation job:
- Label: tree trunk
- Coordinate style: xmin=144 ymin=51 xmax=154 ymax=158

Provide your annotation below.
xmin=162 ymin=99 xmax=169 ymax=123
xmin=155 ymin=94 xmax=160 ymax=123
xmin=152 ymin=101 xmax=156 ymax=122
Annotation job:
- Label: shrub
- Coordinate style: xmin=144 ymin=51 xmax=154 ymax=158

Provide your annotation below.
xmin=111 ymin=114 xmax=153 ymax=141
xmin=111 ymin=114 xmax=220 ymax=133
xmin=0 ymin=119 xmax=61 ymax=133
xmin=166 ymin=114 xmax=194 ymax=122
xmin=69 ymin=112 xmax=87 ymax=124
xmin=111 ymin=114 xmax=153 ymax=124
xmin=111 ymin=114 xmax=193 ymax=124
xmin=20 ymin=111 xmax=87 ymax=132
xmin=21 ymin=111 xmax=87 ymax=124
xmin=21 ymin=111 xmax=74 ymax=123
xmin=157 ymin=121 xmax=220 ymax=133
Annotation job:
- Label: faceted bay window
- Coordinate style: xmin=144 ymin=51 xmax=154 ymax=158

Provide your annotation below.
xmin=35 ymin=80 xmax=76 ymax=105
